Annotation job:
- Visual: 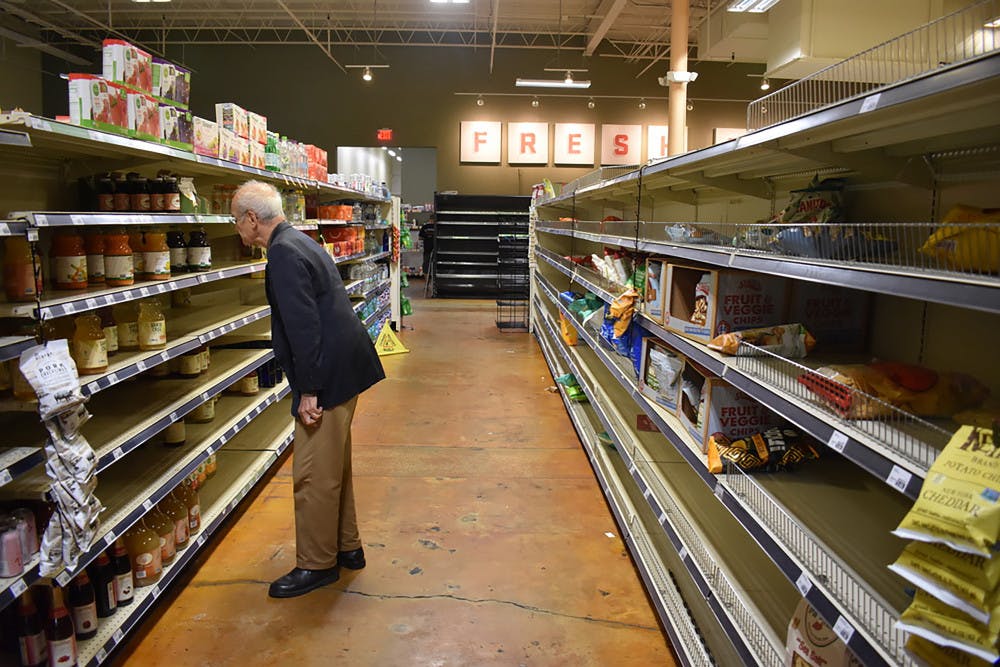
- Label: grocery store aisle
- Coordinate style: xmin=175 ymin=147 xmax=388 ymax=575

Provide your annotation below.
xmin=116 ymin=284 xmax=675 ymax=666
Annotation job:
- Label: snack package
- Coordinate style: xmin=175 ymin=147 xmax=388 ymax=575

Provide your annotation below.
xmin=559 ymin=312 xmax=578 ymax=346
xmin=102 ymin=39 xmax=153 ymax=94
xmin=127 ymin=92 xmax=160 ymax=141
xmin=785 ymin=597 xmax=863 ymax=667
xmin=193 ymin=116 xmax=219 ymax=157
xmin=894 ymin=425 xmax=1000 ymax=557
xmin=897 ymin=590 xmax=1000 ymax=664
xmin=215 ymin=102 xmax=249 ymax=139
xmin=641 ymin=341 xmax=683 ymax=411
xmin=890 ymin=540 xmax=1000 ymax=625
xmin=708 ymin=323 xmax=816 ymax=358
xmin=691 ymin=273 xmax=711 ymax=326
xmin=905 ymin=634 xmax=997 ymax=667
xmin=19 ymin=341 xmax=85 ymax=420
xmin=778 ymin=176 xmax=846 ymax=225
xmin=920 ymin=205 xmax=1000 ymax=275
xmin=68 ymin=74 xmax=129 ymax=134
xmin=160 ymin=105 xmax=193 ymax=150
xmin=710 ymin=428 xmax=817 ymax=472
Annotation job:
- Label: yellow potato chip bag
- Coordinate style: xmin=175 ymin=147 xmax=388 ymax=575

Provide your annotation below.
xmin=897 ymin=591 xmax=1000 ymax=663
xmin=890 ymin=541 xmax=1000 ymax=624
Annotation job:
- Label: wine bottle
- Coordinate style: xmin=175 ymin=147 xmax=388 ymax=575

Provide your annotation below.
xmin=67 ymin=572 xmax=98 ymax=640
xmin=16 ymin=589 xmax=47 ymax=667
xmin=46 ymin=587 xmax=77 ymax=667
xmin=89 ymin=552 xmax=117 ymax=618
xmin=111 ymin=539 xmax=134 ymax=607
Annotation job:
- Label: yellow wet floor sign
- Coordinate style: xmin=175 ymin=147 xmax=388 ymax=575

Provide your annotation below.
xmin=375 ymin=322 xmax=409 ymax=356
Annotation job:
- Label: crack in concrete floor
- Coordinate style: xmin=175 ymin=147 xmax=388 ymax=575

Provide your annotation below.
xmin=190 ymin=579 xmax=659 ymax=632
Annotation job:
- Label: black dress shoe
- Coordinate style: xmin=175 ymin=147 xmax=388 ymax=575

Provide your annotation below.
xmin=338 ymin=547 xmax=366 ymax=570
xmin=268 ymin=566 xmax=340 ymax=598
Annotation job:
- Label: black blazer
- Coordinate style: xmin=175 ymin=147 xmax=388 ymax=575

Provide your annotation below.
xmin=265 ymin=221 xmax=385 ymax=415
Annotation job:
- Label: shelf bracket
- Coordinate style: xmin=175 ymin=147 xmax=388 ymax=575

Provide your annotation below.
xmin=667 ymin=171 xmax=770 ymax=199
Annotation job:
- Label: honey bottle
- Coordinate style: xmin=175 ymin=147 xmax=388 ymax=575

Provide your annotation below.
xmin=130 ymin=231 xmax=146 ymax=281
xmin=123 ymin=522 xmax=161 ymax=588
xmin=137 ymin=299 xmax=167 ymax=351
xmin=113 ymin=302 xmax=140 ymax=351
xmin=98 ymin=308 xmax=118 ymax=357
xmin=71 ymin=313 xmax=108 ymax=375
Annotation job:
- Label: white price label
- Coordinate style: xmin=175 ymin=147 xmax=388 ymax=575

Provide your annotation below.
xmin=833 ymin=616 xmax=855 ymax=644
xmin=641 ymin=487 xmax=652 ymax=500
xmin=104 ymin=530 xmax=115 ymax=546
xmin=107 ymin=373 xmax=119 ymax=385
xmin=151 ymin=585 xmax=160 ymax=599
xmin=828 ymin=430 xmax=848 ymax=453
xmin=887 ymin=465 xmax=913 ymax=493
xmin=87 ymin=130 xmax=101 ymax=142
xmin=169 ymin=412 xmax=178 ymax=423
xmin=112 ymin=629 xmax=123 ymax=644
xmin=112 ymin=447 xmax=125 ymax=461
xmin=56 ymin=571 xmax=71 ymax=586
xmin=197 ymin=534 xmax=206 ymax=547
xmin=658 ymin=512 xmax=667 ymax=524
xmin=9 ymin=578 xmax=27 ymax=598
xmin=714 ymin=482 xmax=725 ymax=500
xmin=0 ymin=469 xmax=12 ymax=486
xmin=86 ymin=381 xmax=100 ymax=394
xmin=201 ymin=392 xmax=210 ymax=403
xmin=96 ymin=648 xmax=108 ymax=664
xmin=136 ymin=360 xmax=147 ymax=371
xmin=142 ymin=499 xmax=153 ymax=512
xmin=796 ymin=572 xmax=813 ymax=596
xmin=219 ymin=434 xmax=228 ymax=445
xmin=198 ymin=274 xmax=210 ymax=284
xmin=71 ymin=215 xmax=86 ymax=226
xmin=859 ymin=93 xmax=881 ymax=114
xmin=678 ymin=547 xmax=688 ymax=560
xmin=85 ymin=298 xmax=98 ymax=309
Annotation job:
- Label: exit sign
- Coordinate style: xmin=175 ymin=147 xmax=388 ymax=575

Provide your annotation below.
xmin=377 ymin=128 xmax=393 ymax=142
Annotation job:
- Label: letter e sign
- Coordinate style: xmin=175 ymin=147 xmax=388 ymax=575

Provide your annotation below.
xmin=508 ymin=122 xmax=548 ymax=165
xmin=460 ymin=121 xmax=502 ymax=163
xmin=600 ymin=124 xmax=641 ymax=165
xmin=553 ymin=124 xmax=595 ymax=166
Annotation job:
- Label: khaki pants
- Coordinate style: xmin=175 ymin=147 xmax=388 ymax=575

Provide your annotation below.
xmin=292 ymin=395 xmax=361 ymax=569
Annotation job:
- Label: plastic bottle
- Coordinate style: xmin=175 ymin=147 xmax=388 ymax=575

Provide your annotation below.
xmin=71 ymin=313 xmax=108 ymax=375
xmin=98 ymin=308 xmax=118 ymax=357
xmin=175 ymin=481 xmax=201 ymax=536
xmin=143 ymin=510 xmax=176 ymax=566
xmin=3 ymin=237 xmax=42 ymax=302
xmin=15 ymin=589 xmax=46 ymax=667
xmin=142 ymin=231 xmax=171 ymax=280
xmin=67 ymin=571 xmax=98 ymax=640
xmin=137 ymin=299 xmax=167 ymax=350
xmin=123 ymin=522 xmax=161 ymax=587
xmin=186 ymin=228 xmax=211 ymax=271
xmin=167 ymin=229 xmax=187 ymax=274
xmin=205 ymin=453 xmax=217 ymax=479
xmin=89 ymin=551 xmax=117 ymax=618
xmin=113 ymin=302 xmax=140 ymax=351
xmin=84 ymin=233 xmax=104 ymax=285
xmin=45 ymin=587 xmax=76 ymax=667
xmin=130 ymin=231 xmax=146 ymax=280
xmin=160 ymin=493 xmax=189 ymax=551
xmin=102 ymin=232 xmax=133 ymax=287
xmin=111 ymin=539 xmax=134 ymax=607
xmin=50 ymin=233 xmax=88 ymax=290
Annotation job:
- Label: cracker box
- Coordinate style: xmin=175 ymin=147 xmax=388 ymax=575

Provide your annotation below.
xmin=250 ymin=141 xmax=266 ymax=170
xmin=248 ymin=112 xmax=267 ymax=145
xmin=193 ymin=116 xmax=219 ymax=157
xmin=68 ymin=74 xmax=129 ymax=135
xmin=127 ymin=92 xmax=160 ymax=141
xmin=152 ymin=58 xmax=191 ymax=109
xmin=665 ymin=264 xmax=789 ymax=344
xmin=638 ymin=337 xmax=684 ymax=412
xmin=159 ymin=105 xmax=193 ymax=151
xmin=102 ymin=39 xmax=152 ymax=94
xmin=219 ymin=127 xmax=240 ymax=163
xmin=789 ymin=282 xmax=871 ymax=352
xmin=644 ymin=258 xmax=668 ymax=323
xmin=677 ymin=363 xmax=782 ymax=451
xmin=216 ymin=102 xmax=249 ymax=139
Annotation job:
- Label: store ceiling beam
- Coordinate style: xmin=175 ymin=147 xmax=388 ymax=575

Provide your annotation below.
xmin=41 ymin=0 xmax=167 ymax=59
xmin=489 ymin=0 xmax=500 ymax=73
xmin=0 ymin=1 xmax=98 ymax=50
xmin=274 ymin=0 xmax=347 ymax=73
xmin=0 ymin=25 xmax=92 ymax=66
xmin=585 ymin=0 xmax=628 ymax=57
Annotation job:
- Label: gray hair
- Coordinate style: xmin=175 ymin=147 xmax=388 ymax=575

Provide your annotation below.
xmin=233 ymin=180 xmax=284 ymax=221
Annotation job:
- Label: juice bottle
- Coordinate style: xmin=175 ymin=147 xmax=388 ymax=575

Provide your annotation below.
xmin=205 ymin=453 xmax=217 ymax=479
xmin=123 ymin=522 xmax=161 ymax=587
xmin=67 ymin=571 xmax=98 ymax=640
xmin=167 ymin=230 xmax=187 ymax=273
xmin=163 ymin=419 xmax=185 ymax=447
xmin=160 ymin=493 xmax=189 ymax=551
xmin=113 ymin=302 xmax=140 ymax=351
xmin=71 ymin=313 xmax=108 ymax=375
xmin=186 ymin=228 xmax=211 ymax=271
xmin=110 ymin=539 xmax=134 ymax=607
xmin=137 ymin=299 xmax=167 ymax=351
xmin=98 ymin=308 xmax=118 ymax=357
xmin=143 ymin=510 xmax=176 ymax=566
xmin=3 ymin=237 xmax=42 ymax=302
xmin=102 ymin=232 xmax=133 ymax=287
xmin=130 ymin=231 xmax=146 ymax=281
xmin=84 ymin=233 xmax=104 ymax=285
xmin=89 ymin=551 xmax=117 ymax=618
xmin=176 ymin=481 xmax=201 ymax=536
xmin=50 ymin=233 xmax=87 ymax=290
xmin=142 ymin=231 xmax=171 ymax=280
xmin=15 ymin=589 xmax=46 ymax=667
xmin=45 ymin=587 xmax=76 ymax=667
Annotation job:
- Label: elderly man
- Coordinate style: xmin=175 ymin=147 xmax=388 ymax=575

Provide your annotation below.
xmin=231 ymin=180 xmax=385 ymax=598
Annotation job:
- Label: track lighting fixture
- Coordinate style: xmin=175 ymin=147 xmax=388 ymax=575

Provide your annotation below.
xmin=531 ymin=97 xmax=540 ymax=108
xmin=476 ymin=95 xmax=484 ymax=106
xmin=638 ymin=98 xmax=647 ymax=110
xmin=587 ymin=98 xmax=595 ymax=110
xmin=760 ymin=78 xmax=770 ymax=91
xmin=362 ymin=66 xmax=373 ymax=82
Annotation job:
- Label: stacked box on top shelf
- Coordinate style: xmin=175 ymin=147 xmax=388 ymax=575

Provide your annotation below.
xmin=216 ymin=103 xmax=249 ymax=139
xmin=248 ymin=112 xmax=267 ymax=145
xmin=152 ymin=58 xmax=190 ymax=109
xmin=68 ymin=74 xmax=129 ymax=135
xmin=102 ymin=39 xmax=153 ymax=95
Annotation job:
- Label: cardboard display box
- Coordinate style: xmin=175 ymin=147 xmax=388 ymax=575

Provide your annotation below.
xmin=638 ymin=337 xmax=685 ymax=412
xmin=644 ymin=258 xmax=668 ymax=323
xmin=102 ymin=39 xmax=152 ymax=94
xmin=152 ymin=58 xmax=190 ymax=109
xmin=193 ymin=116 xmax=219 ymax=157
xmin=789 ymin=282 xmax=871 ymax=352
xmin=216 ymin=102 xmax=249 ymax=139
xmin=665 ymin=263 xmax=790 ymax=344
xmin=68 ymin=74 xmax=129 ymax=135
xmin=127 ymin=92 xmax=160 ymax=141
xmin=159 ymin=105 xmax=193 ymax=151
xmin=250 ymin=141 xmax=266 ymax=170
xmin=677 ymin=362 xmax=783 ymax=451
xmin=248 ymin=111 xmax=267 ymax=145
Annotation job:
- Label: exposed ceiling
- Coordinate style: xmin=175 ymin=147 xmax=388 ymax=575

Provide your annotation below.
xmin=0 ymin=0 xmax=719 ymax=68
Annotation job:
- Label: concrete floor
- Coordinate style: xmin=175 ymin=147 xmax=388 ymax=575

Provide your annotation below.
xmin=117 ymin=285 xmax=676 ymax=666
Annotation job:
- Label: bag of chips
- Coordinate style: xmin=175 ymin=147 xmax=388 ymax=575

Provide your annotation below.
xmin=897 ymin=591 xmax=1000 ymax=663
xmin=905 ymin=634 xmax=996 ymax=667
xmin=18 ymin=340 xmax=86 ymax=420
xmin=708 ymin=323 xmax=816 ymax=358
xmin=920 ymin=205 xmax=1000 ymax=275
